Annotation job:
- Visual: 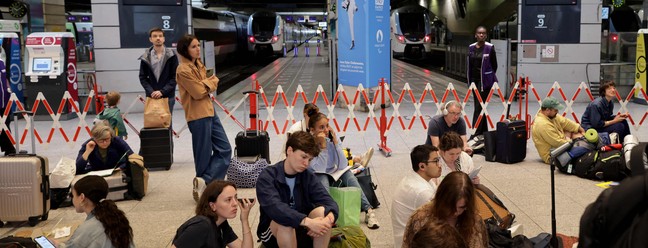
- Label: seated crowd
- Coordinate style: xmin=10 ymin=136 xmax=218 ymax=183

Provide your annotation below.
xmin=47 ymin=89 xmax=640 ymax=248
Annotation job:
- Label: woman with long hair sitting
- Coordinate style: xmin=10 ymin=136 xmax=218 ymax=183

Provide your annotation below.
xmin=172 ymin=180 xmax=254 ymax=248
xmin=403 ymin=171 xmax=487 ymax=248
xmin=56 ymin=175 xmax=134 ymax=247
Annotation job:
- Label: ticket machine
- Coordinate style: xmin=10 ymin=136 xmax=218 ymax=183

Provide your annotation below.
xmin=0 ymin=20 xmax=25 ymax=107
xmin=24 ymin=32 xmax=79 ymax=120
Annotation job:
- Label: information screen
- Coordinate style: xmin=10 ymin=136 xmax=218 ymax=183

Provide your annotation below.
xmin=33 ymin=58 xmax=52 ymax=72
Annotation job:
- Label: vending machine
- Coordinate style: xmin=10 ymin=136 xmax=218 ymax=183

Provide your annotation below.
xmin=24 ymin=32 xmax=79 ymax=120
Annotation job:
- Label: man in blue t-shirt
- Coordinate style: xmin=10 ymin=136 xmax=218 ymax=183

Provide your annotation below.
xmin=425 ymin=101 xmax=472 ymax=154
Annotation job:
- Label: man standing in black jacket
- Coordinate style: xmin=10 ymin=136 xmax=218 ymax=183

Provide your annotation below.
xmin=139 ymin=27 xmax=178 ymax=113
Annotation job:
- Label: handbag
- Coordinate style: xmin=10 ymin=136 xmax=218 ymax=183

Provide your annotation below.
xmin=124 ymin=154 xmax=149 ymax=200
xmin=143 ymin=97 xmax=171 ymax=128
xmin=226 ymin=155 xmax=268 ymax=188
xmin=329 ymin=225 xmax=371 ymax=248
xmin=354 ymin=167 xmax=380 ymax=208
xmin=329 ymin=187 xmax=361 ymax=227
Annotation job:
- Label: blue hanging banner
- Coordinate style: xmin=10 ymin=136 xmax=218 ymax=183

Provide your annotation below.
xmin=8 ymin=37 xmax=24 ymax=104
xmin=337 ymin=0 xmax=390 ymax=88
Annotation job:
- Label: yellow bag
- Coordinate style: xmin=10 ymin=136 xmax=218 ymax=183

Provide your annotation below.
xmin=143 ymin=97 xmax=171 ymax=128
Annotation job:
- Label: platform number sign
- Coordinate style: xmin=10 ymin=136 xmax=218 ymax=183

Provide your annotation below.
xmin=536 ymin=14 xmax=546 ymax=29
xmin=162 ymin=16 xmax=172 ymax=31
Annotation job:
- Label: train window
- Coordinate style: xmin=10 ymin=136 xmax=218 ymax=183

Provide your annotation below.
xmin=399 ymin=13 xmax=425 ymax=35
xmin=252 ymin=17 xmax=276 ymax=35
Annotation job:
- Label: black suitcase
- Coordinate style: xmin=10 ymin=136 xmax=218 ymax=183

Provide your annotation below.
xmin=235 ymin=131 xmax=270 ymax=163
xmin=483 ymin=130 xmax=497 ymax=162
xmin=495 ymin=120 xmax=526 ymax=164
xmin=140 ymin=128 xmax=173 ymax=170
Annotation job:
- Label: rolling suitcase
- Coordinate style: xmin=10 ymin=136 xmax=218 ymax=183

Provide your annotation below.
xmin=483 ymin=130 xmax=497 ymax=162
xmin=0 ymin=111 xmax=50 ymax=227
xmin=72 ymin=170 xmax=128 ymax=201
xmin=234 ymin=90 xmax=270 ymax=163
xmin=495 ymin=120 xmax=526 ymax=164
xmin=140 ymin=127 xmax=173 ymax=170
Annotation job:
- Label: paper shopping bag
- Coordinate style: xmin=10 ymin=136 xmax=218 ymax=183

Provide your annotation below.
xmin=329 ymin=187 xmax=361 ymax=227
xmin=143 ymin=97 xmax=171 ymax=128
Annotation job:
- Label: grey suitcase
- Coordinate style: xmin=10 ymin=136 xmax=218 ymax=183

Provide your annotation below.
xmin=0 ymin=111 xmax=50 ymax=227
xmin=72 ymin=170 xmax=128 ymax=201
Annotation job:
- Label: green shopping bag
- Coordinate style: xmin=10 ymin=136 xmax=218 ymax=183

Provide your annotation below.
xmin=329 ymin=187 xmax=361 ymax=227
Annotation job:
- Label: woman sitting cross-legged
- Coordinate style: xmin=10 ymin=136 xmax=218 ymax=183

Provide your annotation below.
xmin=307 ymin=112 xmax=379 ymax=229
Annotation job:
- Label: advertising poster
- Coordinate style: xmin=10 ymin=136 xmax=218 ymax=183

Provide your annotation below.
xmin=337 ymin=0 xmax=390 ymax=88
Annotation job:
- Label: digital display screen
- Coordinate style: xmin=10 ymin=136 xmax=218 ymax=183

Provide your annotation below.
xmin=33 ymin=58 xmax=52 ymax=72
xmin=602 ymin=7 xmax=610 ymax=20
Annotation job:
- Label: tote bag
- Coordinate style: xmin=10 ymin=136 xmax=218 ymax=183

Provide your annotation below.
xmin=329 ymin=187 xmax=361 ymax=227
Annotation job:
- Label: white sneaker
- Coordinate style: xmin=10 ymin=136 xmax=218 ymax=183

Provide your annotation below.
xmin=360 ymin=147 xmax=374 ymax=168
xmin=193 ymin=177 xmax=206 ymax=203
xmin=365 ymin=209 xmax=379 ymax=229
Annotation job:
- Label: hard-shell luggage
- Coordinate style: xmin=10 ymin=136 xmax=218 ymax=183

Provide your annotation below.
xmin=495 ymin=120 xmax=526 ymax=164
xmin=72 ymin=171 xmax=128 ymax=201
xmin=235 ymin=131 xmax=270 ymax=162
xmin=0 ymin=111 xmax=50 ymax=227
xmin=140 ymin=127 xmax=173 ymax=170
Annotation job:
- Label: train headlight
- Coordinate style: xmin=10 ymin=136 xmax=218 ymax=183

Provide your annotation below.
xmin=424 ymin=35 xmax=430 ymax=43
xmin=248 ymin=36 xmax=256 ymax=43
xmin=272 ymin=35 xmax=279 ymax=43
xmin=396 ymin=35 xmax=405 ymax=44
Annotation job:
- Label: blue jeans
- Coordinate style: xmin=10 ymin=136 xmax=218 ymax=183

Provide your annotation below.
xmin=599 ymin=119 xmax=631 ymax=141
xmin=317 ymin=170 xmax=372 ymax=212
xmin=187 ymin=111 xmax=231 ymax=184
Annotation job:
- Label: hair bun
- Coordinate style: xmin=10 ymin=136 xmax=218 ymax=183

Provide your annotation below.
xmin=307 ymin=109 xmax=318 ymax=117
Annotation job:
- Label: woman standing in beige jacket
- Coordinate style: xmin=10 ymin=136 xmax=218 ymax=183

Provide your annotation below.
xmin=175 ymin=34 xmax=232 ymax=203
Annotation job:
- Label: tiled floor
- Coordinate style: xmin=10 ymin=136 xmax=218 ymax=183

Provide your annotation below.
xmin=1 ymin=99 xmax=646 ymax=247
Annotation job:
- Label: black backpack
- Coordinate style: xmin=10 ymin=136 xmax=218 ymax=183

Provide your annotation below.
xmin=572 ymin=150 xmax=629 ymax=181
xmin=578 ymin=143 xmax=648 ymax=247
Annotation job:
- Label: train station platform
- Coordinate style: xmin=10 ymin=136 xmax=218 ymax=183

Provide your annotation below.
xmin=1 ymin=43 xmax=648 ymax=247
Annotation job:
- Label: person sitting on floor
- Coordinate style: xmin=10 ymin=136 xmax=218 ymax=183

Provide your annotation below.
xmin=52 ymin=175 xmax=135 ymax=248
xmin=282 ymin=103 xmax=373 ymax=165
xmin=580 ymin=80 xmax=631 ymax=141
xmin=256 ymin=131 xmax=338 ymax=248
xmin=76 ymin=121 xmax=134 ymax=175
xmin=308 ymin=112 xmax=380 ymax=229
xmin=436 ymin=131 xmax=480 ymax=185
xmin=410 ymin=219 xmax=468 ymax=248
xmin=391 ymin=144 xmax=441 ymax=248
xmin=426 ymin=100 xmax=473 ymax=154
xmin=531 ymin=97 xmax=585 ymax=164
xmin=173 ymin=180 xmax=254 ymax=248
xmin=403 ymin=171 xmax=487 ymax=248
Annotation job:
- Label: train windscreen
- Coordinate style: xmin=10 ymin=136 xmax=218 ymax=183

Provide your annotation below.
xmin=252 ymin=17 xmax=276 ymax=37
xmin=398 ymin=13 xmax=425 ymax=37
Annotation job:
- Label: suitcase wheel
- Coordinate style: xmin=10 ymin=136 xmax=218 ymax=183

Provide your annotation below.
xmin=41 ymin=212 xmax=49 ymax=221
xmin=0 ymin=221 xmax=4 ymax=227
xmin=28 ymin=217 xmax=39 ymax=226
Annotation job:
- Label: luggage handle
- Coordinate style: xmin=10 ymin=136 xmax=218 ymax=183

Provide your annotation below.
xmin=12 ymin=110 xmax=36 ymax=154
xmin=241 ymin=89 xmax=260 ymax=136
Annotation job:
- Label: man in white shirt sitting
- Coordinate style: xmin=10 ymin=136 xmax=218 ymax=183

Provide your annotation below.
xmin=391 ymin=145 xmax=441 ymax=248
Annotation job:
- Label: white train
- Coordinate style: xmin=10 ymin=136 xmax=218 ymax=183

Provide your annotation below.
xmin=247 ymin=11 xmax=317 ymax=57
xmin=390 ymin=5 xmax=433 ymax=60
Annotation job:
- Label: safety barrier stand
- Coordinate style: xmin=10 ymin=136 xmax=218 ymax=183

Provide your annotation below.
xmin=305 ymin=42 xmax=310 ymax=57
xmin=377 ymin=78 xmax=392 ymax=157
xmin=316 ymin=39 xmax=321 ymax=56
xmin=293 ymin=40 xmax=298 ymax=57
xmin=282 ymin=43 xmax=287 ymax=57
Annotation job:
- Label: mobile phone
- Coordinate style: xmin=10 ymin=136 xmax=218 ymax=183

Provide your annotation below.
xmin=237 ymin=198 xmax=255 ymax=205
xmin=34 ymin=236 xmax=56 ymax=248
xmin=206 ymin=68 xmax=215 ymax=77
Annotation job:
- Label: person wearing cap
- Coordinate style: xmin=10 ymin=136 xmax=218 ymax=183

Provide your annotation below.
xmin=531 ymin=97 xmax=585 ymax=164
xmin=580 ymin=80 xmax=631 ymax=141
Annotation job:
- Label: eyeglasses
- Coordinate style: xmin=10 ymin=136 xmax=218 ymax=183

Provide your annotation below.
xmin=94 ymin=137 xmax=111 ymax=144
xmin=426 ymin=158 xmax=440 ymax=165
xmin=447 ymin=111 xmax=462 ymax=116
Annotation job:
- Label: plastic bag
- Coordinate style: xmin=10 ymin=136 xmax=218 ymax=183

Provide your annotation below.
xmin=50 ymin=157 xmax=76 ymax=189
